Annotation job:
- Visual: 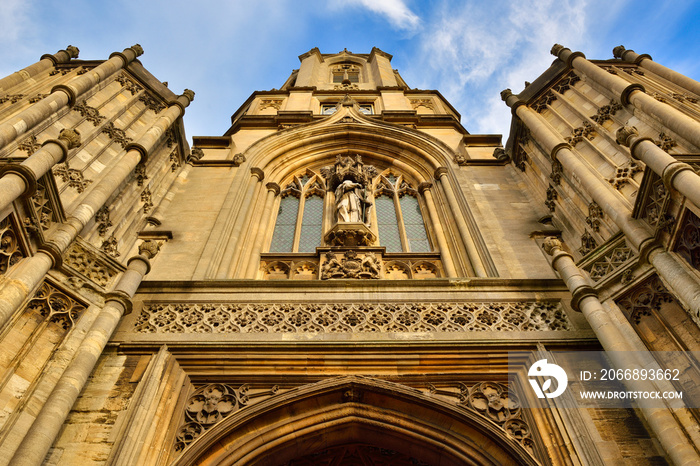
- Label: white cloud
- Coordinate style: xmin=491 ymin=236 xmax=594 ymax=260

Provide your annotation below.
xmin=334 ymin=0 xmax=421 ymax=32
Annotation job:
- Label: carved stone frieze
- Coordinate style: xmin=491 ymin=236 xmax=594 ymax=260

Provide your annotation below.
xmin=26 ymin=282 xmax=87 ymax=330
xmin=102 ymin=122 xmax=132 ymax=148
xmin=321 ymin=250 xmax=380 ymax=279
xmin=134 ymin=300 xmax=571 ymax=334
xmin=0 ymin=217 xmax=25 ymax=274
xmin=63 ymin=242 xmax=118 ymax=287
xmin=53 ymin=163 xmax=92 ymax=193
xmin=73 ymin=101 xmax=105 ymax=126
xmin=590 ymin=99 xmax=622 ymax=125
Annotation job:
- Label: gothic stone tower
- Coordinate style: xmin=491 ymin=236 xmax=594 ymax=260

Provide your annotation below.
xmin=0 ymin=44 xmax=698 ymax=465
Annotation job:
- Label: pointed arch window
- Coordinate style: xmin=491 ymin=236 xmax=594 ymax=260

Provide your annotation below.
xmin=373 ymin=172 xmax=431 ymax=253
xmin=270 ymin=171 xmax=326 ymax=253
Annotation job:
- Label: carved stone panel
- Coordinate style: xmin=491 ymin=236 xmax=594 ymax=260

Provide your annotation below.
xmin=674 ymin=209 xmax=700 ymax=270
xmin=0 ymin=216 xmax=25 ymax=274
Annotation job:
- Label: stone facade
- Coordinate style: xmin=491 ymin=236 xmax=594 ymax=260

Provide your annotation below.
xmin=0 ymin=44 xmax=698 ymax=465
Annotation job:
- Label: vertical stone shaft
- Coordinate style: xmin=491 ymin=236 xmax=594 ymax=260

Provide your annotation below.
xmin=7 ymin=243 xmax=159 ymax=466
xmin=215 ymin=168 xmax=264 ymax=278
xmin=0 ymin=94 xmax=192 ymax=331
xmin=434 ymin=168 xmax=486 ymax=277
xmin=0 ymin=129 xmax=81 ymax=214
xmin=617 ymin=126 xmax=700 ymax=209
xmin=614 ymin=45 xmax=700 ymax=97
xmin=0 ymin=45 xmax=143 ymax=151
xmin=543 ymin=239 xmax=700 ymax=466
xmin=244 ymin=183 xmax=280 ymax=278
xmin=502 ymin=90 xmax=700 ymax=312
xmin=419 ymin=183 xmax=458 ymax=277
xmin=552 ymin=44 xmax=700 ymax=150
xmin=0 ymin=46 xmax=78 ymax=93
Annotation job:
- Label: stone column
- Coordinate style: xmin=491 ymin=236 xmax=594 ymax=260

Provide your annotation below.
xmin=613 ymin=45 xmax=700 ymax=97
xmin=551 ymin=44 xmax=700 ymax=150
xmin=0 ymin=91 xmax=193 ymax=331
xmin=418 ymin=182 xmax=457 ymax=277
xmin=617 ymin=126 xmax=700 ymax=208
xmin=0 ymin=45 xmax=143 ymax=150
xmin=215 ymin=168 xmax=265 ymax=278
xmin=543 ymin=238 xmax=700 ymax=466
xmin=0 ymin=129 xmax=81 ymax=214
xmin=502 ymin=90 xmax=700 ymax=312
xmin=434 ymin=167 xmax=487 ymax=277
xmin=7 ymin=241 xmax=160 ymax=466
xmin=0 ymin=46 xmax=79 ymax=93
xmin=244 ymin=182 xmax=280 ymax=278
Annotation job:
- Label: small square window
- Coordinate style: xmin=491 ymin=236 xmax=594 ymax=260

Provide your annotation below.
xmin=321 ymin=104 xmax=338 ymax=115
xmin=358 ymin=105 xmax=373 ymax=115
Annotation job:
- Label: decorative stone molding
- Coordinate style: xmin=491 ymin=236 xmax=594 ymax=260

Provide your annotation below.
xmin=0 ymin=217 xmax=25 ymax=274
xmin=141 ymin=187 xmax=153 ymax=213
xmin=187 ymin=147 xmax=204 ymax=164
xmin=674 ymin=210 xmax=700 ymax=270
xmin=544 ymin=185 xmax=557 ymax=212
xmin=57 ymin=128 xmax=82 ymax=150
xmin=553 ymin=73 xmax=580 ymax=94
xmin=115 ymin=73 xmax=143 ymax=95
xmin=0 ymin=94 xmax=25 ymax=104
xmin=671 ymin=93 xmax=698 ymax=104
xmin=18 ymin=135 xmax=40 ymax=155
xmin=409 ymin=98 xmax=435 ymax=111
xmin=134 ymin=300 xmax=570 ymax=334
xmin=320 ymin=250 xmax=380 ymax=279
xmin=101 ymin=234 xmax=120 ymax=258
xmin=28 ymin=180 xmax=55 ymax=231
xmin=165 ymin=128 xmax=177 ymax=148
xmin=102 ymin=122 xmax=132 ymax=148
xmin=53 ymin=163 xmax=92 ymax=193
xmin=565 ymin=121 xmax=595 ymax=146
xmin=73 ymin=101 xmax=105 ymax=126
xmin=259 ymin=98 xmax=283 ymax=110
xmin=583 ymin=240 xmax=633 ymax=282
xmin=590 ymin=99 xmax=622 ymax=125
xmin=232 ymin=153 xmax=246 ymax=166
xmin=139 ymin=92 xmax=166 ymax=113
xmin=169 ymin=149 xmax=180 ymax=172
xmin=492 ymin=147 xmax=509 ymax=162
xmin=578 ymin=230 xmax=597 ymax=256
xmin=549 ymin=160 xmax=562 ymax=185
xmin=654 ymin=133 xmax=676 ymax=152
xmin=615 ymin=125 xmax=638 ymax=147
xmin=532 ymin=91 xmax=556 ymax=113
xmin=95 ymin=206 xmax=112 ymax=237
xmin=29 ymin=93 xmax=49 ymax=103
xmin=607 ymin=161 xmax=641 ymax=189
xmin=323 ymin=223 xmax=376 ymax=247
xmin=138 ymin=239 xmax=161 ymax=259
xmin=585 ymin=202 xmax=604 ymax=232
xmin=135 ymin=163 xmax=148 ymax=187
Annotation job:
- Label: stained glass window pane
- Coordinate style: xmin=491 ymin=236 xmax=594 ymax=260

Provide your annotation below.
xmin=269 ymin=195 xmax=299 ymax=252
xmin=375 ymin=195 xmax=402 ymax=253
xmin=298 ymin=195 xmax=323 ymax=253
xmin=400 ymin=195 xmax=431 ymax=252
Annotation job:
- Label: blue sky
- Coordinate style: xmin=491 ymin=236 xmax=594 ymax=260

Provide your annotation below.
xmin=2 ymin=0 xmax=699 ymax=142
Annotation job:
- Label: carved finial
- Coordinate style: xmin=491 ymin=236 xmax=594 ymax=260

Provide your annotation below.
xmin=551 ymin=44 xmax=565 ymax=56
xmin=131 ymin=44 xmax=144 ymax=56
xmin=542 ymin=237 xmax=563 ymax=256
xmin=182 ymin=89 xmax=195 ymax=102
xmin=58 ymin=128 xmax=81 ymax=149
xmin=340 ymin=94 xmax=356 ymax=106
xmin=500 ymin=89 xmax=513 ymax=101
xmin=65 ymin=45 xmax=79 ymax=59
xmin=138 ymin=239 xmax=160 ymax=259
xmin=612 ymin=45 xmax=626 ymax=59
xmin=615 ymin=126 xmax=639 ymax=147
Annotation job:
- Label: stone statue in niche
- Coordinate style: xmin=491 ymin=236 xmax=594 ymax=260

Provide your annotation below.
xmin=335 ymin=179 xmax=370 ymax=224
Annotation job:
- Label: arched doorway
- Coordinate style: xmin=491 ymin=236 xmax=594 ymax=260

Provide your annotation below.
xmin=173 ymin=376 xmax=538 ymax=466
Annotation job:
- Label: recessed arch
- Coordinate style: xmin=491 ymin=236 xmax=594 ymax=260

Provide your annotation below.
xmin=173 ymin=376 xmax=538 ymax=466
